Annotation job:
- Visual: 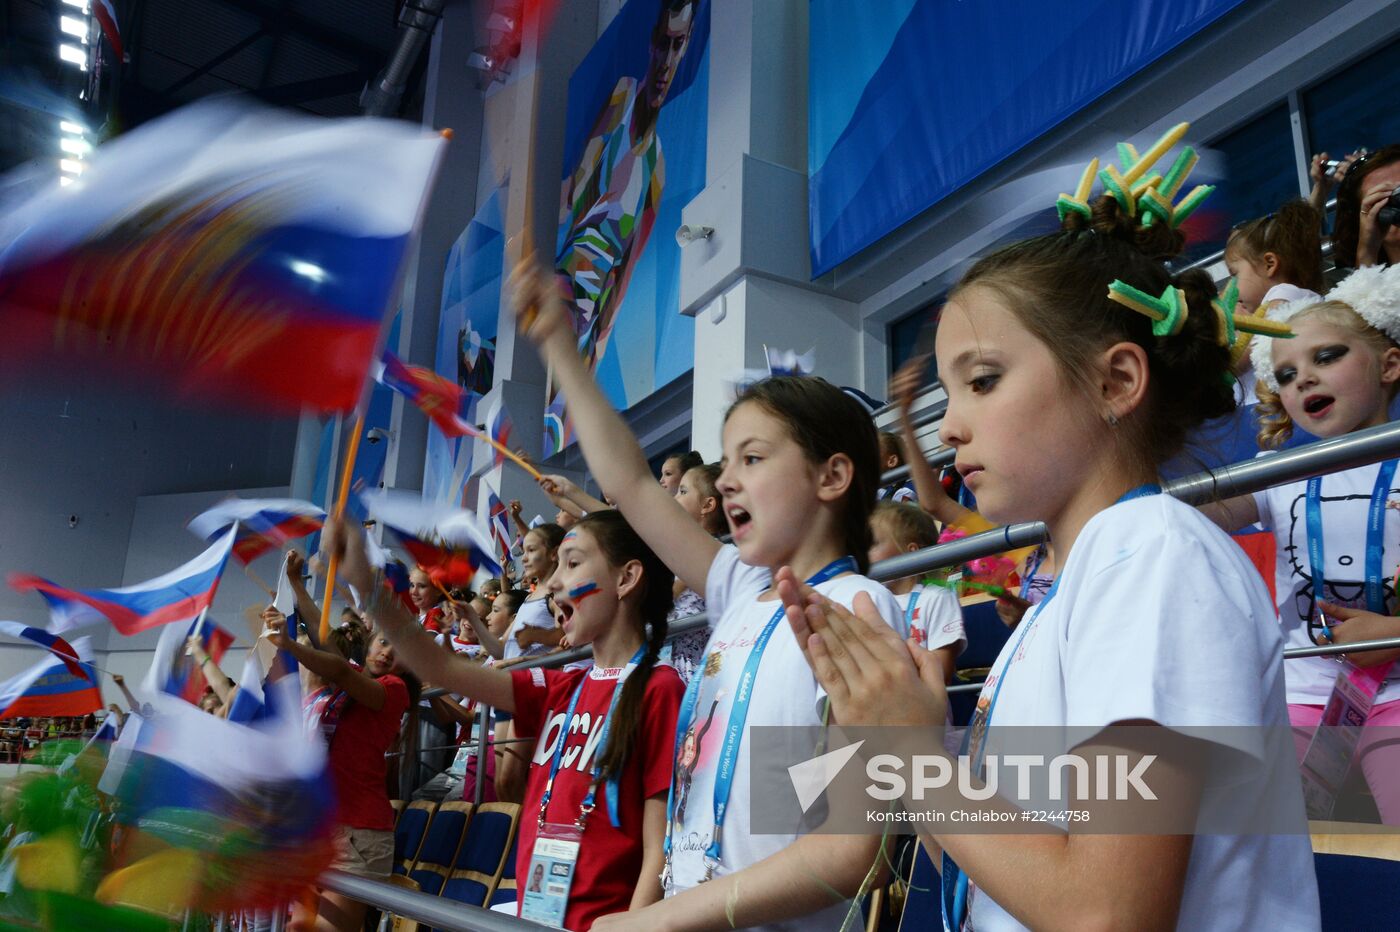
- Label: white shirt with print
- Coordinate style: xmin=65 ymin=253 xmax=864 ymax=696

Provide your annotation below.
xmin=663 ymin=545 xmax=903 ymax=932
xmin=967 ymin=494 xmax=1319 ymax=931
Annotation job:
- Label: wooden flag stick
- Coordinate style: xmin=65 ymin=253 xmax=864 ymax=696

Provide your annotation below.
xmin=243 ymin=563 xmax=275 ymax=600
xmin=319 ymin=413 xmax=366 ymax=641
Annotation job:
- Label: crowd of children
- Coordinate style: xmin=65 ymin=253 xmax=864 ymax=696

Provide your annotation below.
xmin=8 ymin=127 xmax=1400 ymax=932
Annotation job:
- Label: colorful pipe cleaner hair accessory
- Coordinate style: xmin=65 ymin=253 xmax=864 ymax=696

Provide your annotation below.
xmin=1106 ymin=280 xmax=1190 ymax=337
xmin=1056 ymin=122 xmax=1215 ymax=230
xmin=1212 ymin=278 xmax=1297 ymax=354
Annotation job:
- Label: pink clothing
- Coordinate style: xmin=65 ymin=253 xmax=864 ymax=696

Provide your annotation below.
xmin=1289 ymin=698 xmax=1400 ymax=824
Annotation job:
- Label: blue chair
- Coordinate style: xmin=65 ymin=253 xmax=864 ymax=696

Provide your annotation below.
xmin=440 ymin=802 xmax=521 ymax=909
xmin=407 ymin=801 xmax=474 ymax=896
xmin=487 ymin=831 xmax=520 ymax=909
xmin=1311 ymin=820 xmax=1400 ymax=931
xmin=392 ymin=799 xmax=438 ymax=877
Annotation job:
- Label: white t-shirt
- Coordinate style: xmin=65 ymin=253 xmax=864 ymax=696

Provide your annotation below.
xmin=894 ymin=586 xmax=965 ymax=655
xmin=502 ymin=597 xmax=555 ymax=661
xmin=968 ymin=495 xmax=1319 ymax=932
xmin=663 ymin=545 xmax=903 ymax=931
xmin=1253 ymin=461 xmax=1400 ymax=706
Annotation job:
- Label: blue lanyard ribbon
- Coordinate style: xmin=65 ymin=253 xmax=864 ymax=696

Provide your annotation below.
xmin=538 ymin=644 xmax=647 ymax=830
xmin=662 ymin=555 xmax=858 ymax=867
xmin=941 ymin=483 xmax=1160 ymax=931
xmin=904 ymin=586 xmax=922 ymax=637
xmin=1306 ymin=461 xmax=1397 ymax=618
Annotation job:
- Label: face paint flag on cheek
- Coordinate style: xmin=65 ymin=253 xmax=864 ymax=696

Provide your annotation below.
xmin=567 ymin=582 xmax=602 ymax=604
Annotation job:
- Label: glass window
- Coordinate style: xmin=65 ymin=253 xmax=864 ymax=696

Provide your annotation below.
xmin=888 ymin=300 xmax=941 ymax=386
xmin=1303 ymin=37 xmax=1400 ymax=165
xmin=1182 ymin=103 xmax=1299 ymax=264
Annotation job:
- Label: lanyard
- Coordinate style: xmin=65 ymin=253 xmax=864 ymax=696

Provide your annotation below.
xmin=1305 ymin=461 xmax=1397 ymax=617
xmin=1019 ymin=546 xmax=1046 ymax=602
xmin=662 ymin=555 xmax=858 ymax=867
xmin=942 ymin=483 xmax=1160 ymax=932
xmin=904 ymin=586 xmax=922 ymax=637
xmin=537 ymin=644 xmax=646 ymax=830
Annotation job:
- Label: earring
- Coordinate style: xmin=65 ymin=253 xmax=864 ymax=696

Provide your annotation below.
xmin=1106 ymin=412 xmax=1120 ymax=428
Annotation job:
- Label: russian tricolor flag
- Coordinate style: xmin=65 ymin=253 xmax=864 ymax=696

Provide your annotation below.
xmin=187 ymin=498 xmax=325 ymax=564
xmin=10 ymin=526 xmax=236 ymax=636
xmin=376 ymin=351 xmax=470 ymax=438
xmin=94 ymin=0 xmax=123 ymax=60
xmin=486 ymin=487 xmax=511 ymax=559
xmin=361 ymin=490 xmax=501 ymax=586
xmin=0 ymin=100 xmax=444 ymax=414
xmin=0 ymin=637 xmax=101 ymax=720
xmin=0 ymin=621 xmax=89 ymax=680
xmin=484 ymin=396 xmax=514 ymax=469
xmin=168 ymin=616 xmax=236 ymax=704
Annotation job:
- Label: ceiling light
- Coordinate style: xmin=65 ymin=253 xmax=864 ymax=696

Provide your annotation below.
xmin=60 ymin=159 xmax=84 ymax=175
xmin=58 ymin=43 xmax=87 ymax=69
xmin=59 ymin=137 xmax=90 ymax=155
xmin=60 ymin=177 xmax=74 ymax=187
xmin=59 ymin=15 xmax=88 ymax=40
xmin=60 ymin=0 xmax=88 ymax=10
xmin=59 ymin=121 xmax=86 ymax=135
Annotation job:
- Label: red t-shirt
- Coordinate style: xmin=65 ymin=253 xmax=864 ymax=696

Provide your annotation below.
xmin=422 ymin=606 xmax=448 ymax=634
xmin=510 ymin=662 xmax=683 ymax=931
xmin=328 ymin=674 xmax=410 ymax=830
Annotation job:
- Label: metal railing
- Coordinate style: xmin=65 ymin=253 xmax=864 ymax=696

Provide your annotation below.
xmin=874 ymin=418 xmax=1400 ymax=581
xmin=871 ymin=195 xmax=1343 ymax=459
xmin=345 ymin=418 xmax=1400 ymax=930
xmin=321 ymin=870 xmax=548 ymax=931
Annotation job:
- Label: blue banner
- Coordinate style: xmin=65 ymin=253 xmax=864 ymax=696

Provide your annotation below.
xmin=808 ymin=0 xmax=1248 ymax=276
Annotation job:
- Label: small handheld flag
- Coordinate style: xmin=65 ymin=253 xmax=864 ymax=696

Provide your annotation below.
xmin=0 ymin=99 xmax=444 ymax=414
xmin=0 ymin=621 xmax=89 ymax=680
xmin=11 ymin=526 xmax=237 ymax=636
xmin=486 ymin=488 xmax=512 ymax=560
xmin=361 ymin=490 xmax=503 ymax=586
xmin=0 ymin=637 xmax=101 ymax=720
xmin=376 ymin=351 xmax=468 ymax=438
xmin=484 ymin=396 xmax=514 ymax=470
xmin=378 ymin=352 xmax=541 ymax=480
xmin=188 ymin=498 xmax=325 ymax=564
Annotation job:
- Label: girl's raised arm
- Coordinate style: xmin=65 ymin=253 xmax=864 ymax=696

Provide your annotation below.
xmin=320 ymin=516 xmax=516 ymax=712
xmin=890 ymin=355 xmax=974 ymax=527
xmin=513 ymin=263 xmax=721 ymax=596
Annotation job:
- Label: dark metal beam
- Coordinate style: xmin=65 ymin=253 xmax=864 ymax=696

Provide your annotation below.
xmin=163 ymin=27 xmax=269 ymax=95
xmin=201 ymin=0 xmax=388 ymax=69
xmin=255 ymin=69 xmax=369 ymax=105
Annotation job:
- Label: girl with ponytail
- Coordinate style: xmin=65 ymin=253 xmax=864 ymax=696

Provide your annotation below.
xmin=781 ymin=129 xmax=1319 ymax=931
xmin=322 ymin=510 xmax=684 ymax=931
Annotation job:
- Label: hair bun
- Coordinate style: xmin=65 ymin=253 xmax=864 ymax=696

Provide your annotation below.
xmin=1061 ymin=195 xmax=1185 ymax=262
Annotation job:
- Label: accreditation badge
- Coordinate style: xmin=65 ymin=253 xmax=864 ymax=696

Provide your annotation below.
xmin=519 ymin=822 xmax=584 ymax=928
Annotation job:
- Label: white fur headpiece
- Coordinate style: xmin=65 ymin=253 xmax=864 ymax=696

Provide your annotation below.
xmin=1328 ymin=264 xmax=1400 ymax=344
xmin=1250 ymin=265 xmax=1400 ymax=391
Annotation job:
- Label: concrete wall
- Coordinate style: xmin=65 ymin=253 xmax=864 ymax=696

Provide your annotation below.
xmin=0 ymin=373 xmax=295 ymax=681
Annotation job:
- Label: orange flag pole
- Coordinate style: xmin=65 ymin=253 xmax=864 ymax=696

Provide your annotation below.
xmin=319 ymin=414 xmax=365 ymax=641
